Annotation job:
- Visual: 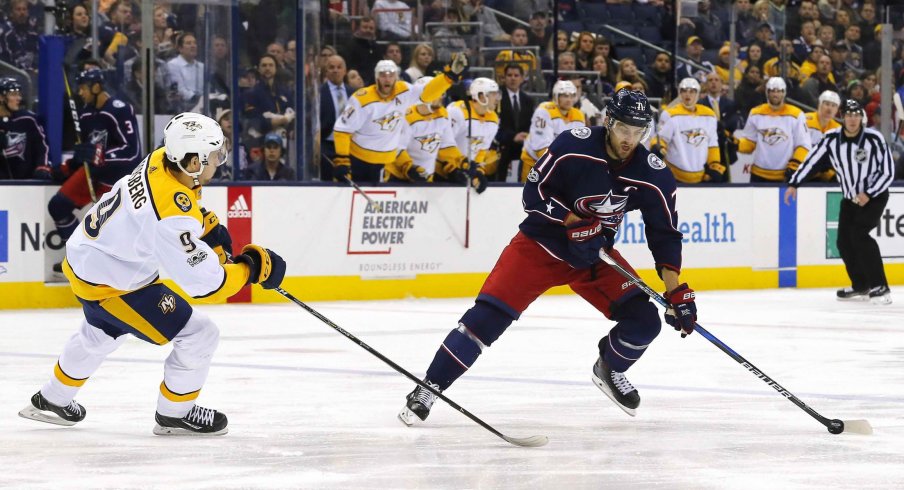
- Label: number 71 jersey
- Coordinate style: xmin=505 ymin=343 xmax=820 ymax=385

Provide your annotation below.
xmin=64 ymin=148 xmax=245 ymax=303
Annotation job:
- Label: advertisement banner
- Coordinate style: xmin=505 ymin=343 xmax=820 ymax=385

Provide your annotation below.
xmin=226 ymin=186 xmax=253 ymax=302
xmin=825 ymin=191 xmax=904 ymax=259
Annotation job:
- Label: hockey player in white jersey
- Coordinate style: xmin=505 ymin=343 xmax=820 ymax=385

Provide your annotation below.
xmin=332 ymin=54 xmax=466 ymax=184
xmin=656 ymin=78 xmax=724 ymax=183
xmin=444 ymin=77 xmax=500 ymax=193
xmin=519 ymin=80 xmax=586 ymax=182
xmin=19 ymin=113 xmax=286 ymax=436
xmin=793 ymin=90 xmax=841 ymax=182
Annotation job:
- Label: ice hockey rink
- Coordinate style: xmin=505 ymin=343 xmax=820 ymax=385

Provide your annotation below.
xmin=2 ymin=288 xmax=903 ymax=489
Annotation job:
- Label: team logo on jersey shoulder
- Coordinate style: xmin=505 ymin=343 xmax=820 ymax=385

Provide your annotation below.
xmin=112 ymin=100 xmax=125 ymax=108
xmin=158 ymin=294 xmax=177 ymax=314
xmin=527 ymin=167 xmax=540 ymax=182
xmin=647 ymin=153 xmax=666 ymax=170
xmin=571 ymin=127 xmax=591 ymax=139
xmin=174 ymin=192 xmax=192 ymax=212
xmin=855 ymin=148 xmax=867 ymax=164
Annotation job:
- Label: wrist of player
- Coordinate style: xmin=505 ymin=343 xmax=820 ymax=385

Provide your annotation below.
xmin=234 ymin=244 xmax=286 ymax=289
xmin=664 ymin=283 xmax=697 ymax=337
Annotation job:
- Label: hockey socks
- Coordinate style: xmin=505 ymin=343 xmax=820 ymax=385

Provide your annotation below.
xmin=425 ymin=325 xmax=485 ymax=391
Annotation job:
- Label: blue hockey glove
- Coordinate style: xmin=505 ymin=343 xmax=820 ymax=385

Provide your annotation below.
xmin=565 ymin=213 xmax=614 ymax=267
xmin=664 ymin=283 xmax=697 ymax=337
xmin=74 ymin=143 xmax=105 ymax=168
xmin=333 ymin=155 xmax=351 ymax=181
xmin=471 ymin=169 xmax=488 ymax=194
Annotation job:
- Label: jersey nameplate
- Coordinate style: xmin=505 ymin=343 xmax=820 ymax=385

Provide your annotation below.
xmin=127 ymin=166 xmax=147 ymax=209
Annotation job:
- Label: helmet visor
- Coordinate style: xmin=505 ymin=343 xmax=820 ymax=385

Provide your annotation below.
xmin=610 ymin=119 xmax=652 ymax=144
xmin=207 ymin=145 xmax=229 ymax=167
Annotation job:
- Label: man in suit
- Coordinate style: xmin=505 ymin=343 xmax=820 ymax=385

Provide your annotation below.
xmin=495 ymin=63 xmax=535 ymax=182
xmin=320 ymin=55 xmax=354 ymax=181
xmin=699 ymin=71 xmax=740 ymax=168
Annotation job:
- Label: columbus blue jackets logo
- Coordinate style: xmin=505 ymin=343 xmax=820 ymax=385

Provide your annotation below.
xmin=571 ymin=127 xmax=591 ymax=139
xmin=158 ymin=294 xmax=177 ymax=314
xmin=88 ymin=129 xmax=108 ymax=147
xmin=174 ymin=192 xmax=192 ymax=212
xmin=758 ymin=128 xmax=789 ymax=145
xmin=415 ymin=133 xmax=441 ymax=152
xmin=373 ymin=111 xmax=402 ymax=132
xmin=2 ymin=132 xmax=26 ymax=159
xmin=680 ymin=128 xmax=707 ymax=146
xmin=574 ymin=191 xmax=628 ymax=229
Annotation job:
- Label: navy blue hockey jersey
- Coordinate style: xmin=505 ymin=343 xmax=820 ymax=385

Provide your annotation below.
xmin=78 ymin=97 xmax=142 ymax=184
xmin=0 ymin=110 xmax=48 ymax=179
xmin=519 ymin=126 xmax=683 ymax=272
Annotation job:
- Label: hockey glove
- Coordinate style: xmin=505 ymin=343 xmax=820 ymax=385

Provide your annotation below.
xmin=784 ymin=160 xmax=800 ymax=182
xmin=703 ymin=162 xmax=726 ymax=183
xmin=234 ymin=244 xmax=286 ymax=289
xmin=443 ymin=52 xmax=469 ymax=82
xmin=32 ymin=165 xmax=53 ymax=181
xmin=471 ymin=169 xmax=488 ymax=194
xmin=74 ymin=143 xmax=105 ymax=168
xmin=55 ymin=160 xmax=75 ymax=182
xmin=199 ymin=208 xmax=233 ymax=264
xmin=450 ymin=167 xmax=470 ymax=185
xmin=565 ymin=213 xmax=614 ymax=267
xmin=333 ymin=155 xmax=351 ymax=181
xmin=406 ymin=165 xmax=428 ymax=182
xmin=664 ymin=283 xmax=697 ymax=337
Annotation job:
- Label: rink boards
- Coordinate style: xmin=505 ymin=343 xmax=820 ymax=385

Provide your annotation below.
xmin=1 ymin=184 xmax=902 ymax=308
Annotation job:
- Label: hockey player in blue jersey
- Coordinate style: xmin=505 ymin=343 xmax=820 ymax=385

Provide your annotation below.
xmin=47 ymin=68 xmax=142 ymax=271
xmin=0 ymin=77 xmax=50 ymax=179
xmin=399 ymin=89 xmax=698 ymax=422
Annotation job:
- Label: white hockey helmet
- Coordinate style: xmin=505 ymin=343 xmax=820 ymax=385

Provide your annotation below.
xmin=678 ymin=77 xmax=700 ymax=92
xmin=552 ymin=80 xmax=578 ymax=98
xmin=469 ymin=77 xmax=499 ymax=107
xmin=163 ymin=112 xmax=227 ymax=184
xmin=818 ymin=90 xmax=841 ymax=106
xmin=765 ymin=76 xmax=787 ymax=92
xmin=374 ymin=60 xmax=400 ymax=79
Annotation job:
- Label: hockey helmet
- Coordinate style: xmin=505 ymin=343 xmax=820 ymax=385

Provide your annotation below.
xmin=841 ymin=98 xmax=862 ymax=115
xmin=469 ymin=77 xmax=499 ymax=107
xmin=163 ymin=112 xmax=228 ymax=184
xmin=605 ymin=89 xmax=653 ymax=142
xmin=552 ymin=80 xmax=578 ymax=98
xmin=76 ymin=68 xmax=105 ymax=87
xmin=818 ymin=90 xmax=841 ymax=106
xmin=765 ymin=76 xmax=786 ymax=92
xmin=0 ymin=77 xmax=22 ymax=95
xmin=678 ymin=77 xmax=700 ymax=92
xmin=374 ymin=60 xmax=400 ymax=79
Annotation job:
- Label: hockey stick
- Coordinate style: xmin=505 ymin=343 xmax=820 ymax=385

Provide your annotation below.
xmin=322 ymin=154 xmax=375 ymax=207
xmin=275 ymin=287 xmax=548 ymax=447
xmin=62 ymin=67 xmax=97 ymax=202
xmin=597 ymin=250 xmax=873 ymax=435
xmin=463 ymin=88 xmax=472 ymax=249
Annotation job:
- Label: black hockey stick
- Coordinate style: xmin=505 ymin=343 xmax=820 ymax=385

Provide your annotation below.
xmin=321 ymin=154 xmax=375 ymax=207
xmin=62 ymin=66 xmax=97 ymax=202
xmin=275 ymin=287 xmax=548 ymax=447
xmin=597 ymin=250 xmax=873 ymax=435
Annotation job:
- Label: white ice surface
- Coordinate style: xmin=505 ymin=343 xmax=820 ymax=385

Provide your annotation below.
xmin=2 ymin=288 xmax=903 ymax=489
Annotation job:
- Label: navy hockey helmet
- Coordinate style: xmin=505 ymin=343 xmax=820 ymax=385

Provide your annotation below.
xmin=76 ymin=68 xmax=105 ymax=87
xmin=606 ymin=89 xmax=653 ymax=128
xmin=0 ymin=77 xmax=21 ymax=95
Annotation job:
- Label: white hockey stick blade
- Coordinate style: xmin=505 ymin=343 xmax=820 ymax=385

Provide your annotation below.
xmin=18 ymin=405 xmax=77 ymax=427
xmin=841 ymin=419 xmax=873 ymax=435
xmin=503 ymin=435 xmax=549 ymax=447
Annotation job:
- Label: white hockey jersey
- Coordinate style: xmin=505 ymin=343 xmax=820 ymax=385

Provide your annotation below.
xmin=521 ymin=101 xmax=586 ymax=165
xmin=402 ymin=105 xmax=459 ymax=174
xmin=446 ymin=100 xmax=499 ymax=165
xmin=736 ymin=103 xmax=811 ymax=181
xmin=657 ymin=104 xmax=719 ymax=183
xmin=333 ymin=76 xmax=452 ymax=164
xmin=804 ymin=111 xmax=841 ymax=146
xmin=63 ymin=148 xmax=248 ymax=302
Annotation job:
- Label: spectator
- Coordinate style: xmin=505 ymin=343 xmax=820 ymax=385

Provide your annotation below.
xmin=243 ymin=54 xmax=295 ymax=140
xmin=319 ymin=54 xmax=353 ymax=181
xmin=800 ymin=40 xmax=827 ymax=80
xmin=2 ymin=0 xmax=39 ymax=73
xmin=678 ymin=0 xmax=723 ymax=49
xmin=676 ymin=36 xmax=714 ymax=82
xmin=64 ymin=3 xmax=94 ymax=69
xmin=318 ymin=45 xmax=337 ymax=78
xmin=788 ymin=0 xmax=820 ymax=38
xmin=588 ymin=54 xmax=616 ymax=98
xmin=569 ymin=32 xmax=596 ymax=71
xmin=431 ymin=9 xmax=469 ymax=65
xmin=153 ymin=5 xmax=176 ymax=60
xmin=210 ymin=35 xmax=230 ymax=96
xmin=715 ymin=44 xmax=744 ymax=88
xmin=496 ymin=63 xmax=535 ymax=182
xmin=793 ymin=21 xmax=819 ymax=64
xmin=834 ymin=8 xmax=852 ymax=32
xmin=841 ymin=24 xmax=865 ymax=75
xmin=344 ymin=16 xmax=379 ymax=84
xmin=526 ymin=11 xmax=551 ymax=57
xmin=214 ymin=109 xmax=241 ymax=181
xmin=615 ymin=58 xmax=641 ymax=85
xmin=403 ymin=43 xmax=434 ymax=83
xmin=846 ymin=79 xmax=869 ymax=107
xmin=494 ymin=27 xmax=539 ymax=85
xmin=817 ymin=24 xmax=835 ymax=48
xmin=166 ymin=32 xmax=205 ymax=112
xmin=830 ymin=42 xmax=851 ymax=85
xmin=347 ymin=69 xmax=365 ymax=90
xmin=646 ymin=52 xmax=674 ymax=102
xmin=573 ymin=78 xmax=602 ymax=126
xmin=700 ymin=71 xmax=741 ymax=166
xmin=372 ymin=0 xmax=413 ymax=40
xmin=862 ymin=25 xmax=883 ymax=71
xmin=763 ymin=39 xmax=802 ymax=83
xmin=858 ymin=2 xmax=878 ymax=43
xmin=800 ymin=54 xmax=837 ymax=109
xmin=735 ymin=64 xmax=766 ymax=116
xmin=383 ymin=43 xmax=404 ymax=71
xmin=592 ymin=37 xmax=618 ymax=84
xmin=861 ymin=70 xmax=878 ymax=99
xmin=741 ymin=42 xmax=766 ymax=72
xmin=267 ymin=41 xmax=294 ymax=85
xmin=0 ymin=77 xmax=50 ymax=180
xmin=464 ymin=0 xmax=509 ymax=42
xmin=752 ymin=22 xmax=779 ymax=60
xmin=285 ymin=40 xmax=297 ymax=76
xmin=247 ymin=133 xmax=296 ymax=181
xmin=732 ymin=0 xmax=760 ymax=45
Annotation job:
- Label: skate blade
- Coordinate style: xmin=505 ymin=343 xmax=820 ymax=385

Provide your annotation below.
xmin=153 ymin=424 xmax=228 ymax=436
xmin=870 ymin=295 xmax=892 ymax=305
xmin=397 ymin=407 xmax=418 ymax=427
xmin=591 ymin=374 xmax=637 ymax=417
xmin=18 ymin=405 xmax=77 ymax=427
xmin=837 ymin=295 xmax=869 ymax=302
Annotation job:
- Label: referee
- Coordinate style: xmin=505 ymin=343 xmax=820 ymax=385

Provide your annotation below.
xmin=784 ymin=99 xmax=895 ymax=304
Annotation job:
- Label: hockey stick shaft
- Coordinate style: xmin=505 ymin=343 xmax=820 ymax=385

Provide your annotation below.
xmin=61 ymin=67 xmax=96 ymax=202
xmin=275 ymin=287 xmax=547 ymax=447
xmin=597 ymin=250 xmax=854 ymax=434
xmin=321 ymin=154 xmax=375 ymax=206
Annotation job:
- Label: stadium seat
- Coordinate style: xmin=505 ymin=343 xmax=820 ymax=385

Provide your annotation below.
xmin=606 ymin=4 xmax=634 ymax=24
xmin=580 ymin=3 xmax=608 ymax=21
xmin=636 ymin=26 xmax=663 ymax=46
xmin=559 ymin=21 xmax=585 ymax=36
xmin=633 ymin=3 xmax=662 ymax=24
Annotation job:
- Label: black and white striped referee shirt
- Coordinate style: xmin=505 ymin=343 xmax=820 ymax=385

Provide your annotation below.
xmin=789 ymin=126 xmax=895 ymax=200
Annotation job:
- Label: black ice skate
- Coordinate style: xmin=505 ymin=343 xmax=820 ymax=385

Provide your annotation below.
xmin=592 ymin=357 xmax=640 ymax=417
xmin=868 ymin=285 xmax=892 ymax=305
xmin=398 ymin=380 xmax=441 ymax=426
xmin=836 ymin=287 xmax=869 ymax=301
xmin=18 ymin=391 xmax=86 ymax=426
xmin=153 ymin=405 xmax=228 ymax=436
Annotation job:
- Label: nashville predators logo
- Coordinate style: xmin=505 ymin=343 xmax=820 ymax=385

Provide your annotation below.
xmin=158 ymin=294 xmax=177 ymax=314
xmin=469 ymin=136 xmax=485 ymax=155
xmin=373 ymin=111 xmax=402 ymax=132
xmin=182 ymin=120 xmax=203 ymax=131
xmin=174 ymin=192 xmax=192 ymax=212
xmin=416 ymin=133 xmax=441 ymax=153
xmin=758 ymin=128 xmax=789 ymax=145
xmin=574 ymin=191 xmax=629 ymax=230
xmin=680 ymin=128 xmax=707 ymax=147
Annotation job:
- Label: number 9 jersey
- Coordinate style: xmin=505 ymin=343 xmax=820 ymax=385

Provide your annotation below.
xmin=63 ymin=147 xmax=249 ymax=303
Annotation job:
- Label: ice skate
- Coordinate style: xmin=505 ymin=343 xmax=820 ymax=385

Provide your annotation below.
xmin=836 ymin=287 xmax=868 ymax=301
xmin=398 ymin=380 xmax=441 ymax=426
xmin=868 ymin=286 xmax=892 ymax=305
xmin=592 ymin=357 xmax=640 ymax=417
xmin=153 ymin=405 xmax=228 ymax=436
xmin=18 ymin=391 xmax=86 ymax=426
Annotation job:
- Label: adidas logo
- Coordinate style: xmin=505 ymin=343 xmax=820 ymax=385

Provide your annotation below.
xmin=227 ymin=195 xmax=251 ymax=218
